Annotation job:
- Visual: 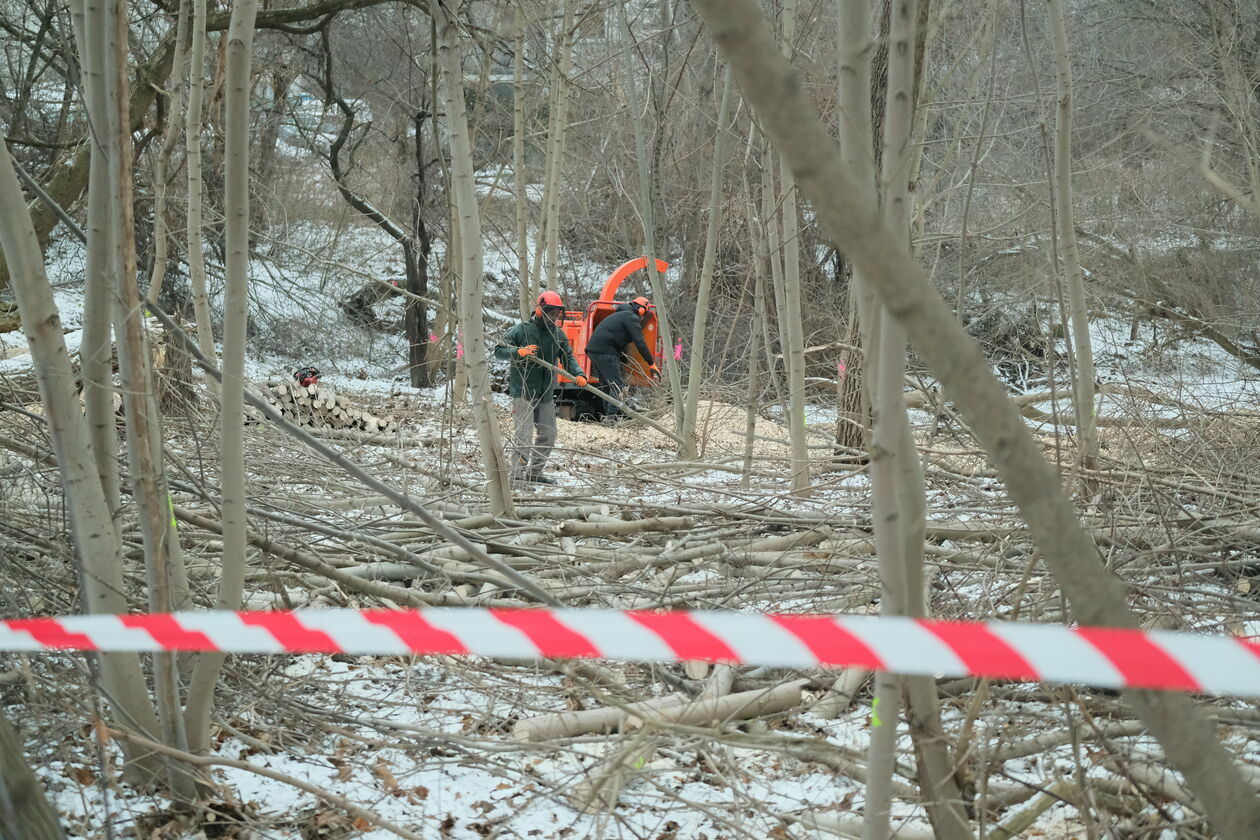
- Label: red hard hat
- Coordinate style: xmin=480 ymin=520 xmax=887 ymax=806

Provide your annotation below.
xmin=535 ymin=289 xmax=564 ymax=318
xmin=631 ymin=296 xmax=651 ymax=314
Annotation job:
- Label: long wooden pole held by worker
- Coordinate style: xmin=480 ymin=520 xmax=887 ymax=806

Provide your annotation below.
xmin=525 ymin=355 xmax=685 ymax=447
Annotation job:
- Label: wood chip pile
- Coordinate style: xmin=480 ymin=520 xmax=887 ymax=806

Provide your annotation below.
xmin=261 ymin=380 xmax=397 ymax=433
xmin=560 ymin=399 xmax=797 ymax=458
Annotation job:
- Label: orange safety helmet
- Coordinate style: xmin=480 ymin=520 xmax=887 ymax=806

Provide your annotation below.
xmin=631 ymin=296 xmax=651 ymax=316
xmin=535 ymin=289 xmax=564 ymax=319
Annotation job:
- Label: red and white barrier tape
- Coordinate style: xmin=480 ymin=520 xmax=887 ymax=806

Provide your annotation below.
xmin=3 ymin=608 xmax=1258 ymax=697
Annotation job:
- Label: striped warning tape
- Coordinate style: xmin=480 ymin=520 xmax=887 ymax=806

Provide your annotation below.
xmin=3 ymin=608 xmax=1258 ymax=697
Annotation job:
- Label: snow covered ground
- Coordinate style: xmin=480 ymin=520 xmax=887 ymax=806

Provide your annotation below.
xmin=4 ymin=216 xmax=1260 ymax=840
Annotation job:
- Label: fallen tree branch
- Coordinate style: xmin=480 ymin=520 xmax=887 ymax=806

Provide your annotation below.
xmin=625 ymin=679 xmax=808 ymax=730
xmin=512 ymin=694 xmax=686 ymax=741
xmin=171 ymin=506 xmax=514 ymax=607
xmin=987 ymin=780 xmax=1079 ymax=840
xmin=147 ymin=300 xmax=559 ymax=606
xmin=557 ymin=515 xmax=692 ymax=537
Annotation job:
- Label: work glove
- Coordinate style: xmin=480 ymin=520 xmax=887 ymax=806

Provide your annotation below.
xmin=517 ymin=344 xmax=539 ymax=358
xmin=648 ymin=363 xmax=660 ymax=376
xmin=575 ymin=375 xmax=588 ymax=388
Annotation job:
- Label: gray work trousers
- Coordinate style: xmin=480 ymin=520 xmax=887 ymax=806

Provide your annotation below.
xmin=511 ymin=395 xmax=557 ymax=476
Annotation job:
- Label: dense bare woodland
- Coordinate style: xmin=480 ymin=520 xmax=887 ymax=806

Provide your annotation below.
xmin=2 ymin=0 xmax=1260 ymax=837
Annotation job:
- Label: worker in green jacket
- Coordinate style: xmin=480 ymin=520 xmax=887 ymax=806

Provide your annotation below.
xmin=493 ymin=290 xmax=588 ymax=483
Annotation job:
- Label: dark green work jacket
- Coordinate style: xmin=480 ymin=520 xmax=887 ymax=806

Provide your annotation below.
xmin=493 ymin=316 xmax=584 ymax=400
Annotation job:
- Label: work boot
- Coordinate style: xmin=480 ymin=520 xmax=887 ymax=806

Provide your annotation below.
xmin=527 ymin=471 xmax=555 ymax=485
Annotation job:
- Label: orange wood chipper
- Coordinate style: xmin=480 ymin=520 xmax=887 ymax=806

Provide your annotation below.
xmin=553 ymin=256 xmax=667 ymax=420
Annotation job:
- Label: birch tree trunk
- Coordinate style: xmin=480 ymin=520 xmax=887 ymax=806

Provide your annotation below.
xmin=1047 ymin=0 xmax=1096 ymax=468
xmin=435 ymin=0 xmax=515 ymax=517
xmin=184 ymin=0 xmax=258 ymax=756
xmin=185 ymin=0 xmax=216 ymax=380
xmin=692 ymin=3 xmax=1260 ymax=837
xmin=680 ymin=67 xmax=732 ymax=460
xmin=0 ymin=139 xmax=166 ymax=788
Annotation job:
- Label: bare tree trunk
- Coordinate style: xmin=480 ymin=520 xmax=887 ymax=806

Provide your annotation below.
xmin=838 ymin=2 xmax=965 ymax=832
xmin=431 ymin=216 xmax=454 ymax=385
xmin=845 ymin=1 xmax=969 ymax=833
xmin=878 ymin=1 xmax=968 ymax=836
xmin=543 ymin=0 xmax=572 ymax=290
xmin=185 ymin=0 xmax=216 ymax=381
xmin=144 ymin=0 xmax=190 ymax=306
xmin=108 ymin=0 xmax=196 ymax=797
xmin=68 ymin=0 xmax=121 ymax=515
xmin=618 ymin=0 xmax=683 ymax=419
xmin=527 ymin=53 xmax=555 ymax=310
xmin=435 ymin=0 xmax=515 ymax=517
xmin=0 ymin=139 xmax=165 ymax=788
xmin=741 ymin=282 xmax=764 ymax=489
xmin=531 ymin=0 xmax=571 ymax=293
xmin=1046 ymin=0 xmax=1096 ymax=468
xmin=405 ymin=110 xmax=433 ymax=389
xmin=428 ymin=17 xmax=456 ymax=389
xmin=835 ymin=300 xmax=867 ymax=454
xmin=448 ymin=197 xmax=469 ymax=403
xmin=184 ymin=0 xmax=258 ymax=756
xmin=0 ymin=711 xmax=65 ymax=840
xmin=513 ymin=4 xmax=530 ymax=319
xmin=777 ymin=0 xmax=811 ymax=497
xmin=834 ymin=0 xmax=877 ymax=459
xmin=680 ymin=67 xmax=733 ymax=460
xmin=760 ymin=155 xmax=792 ymax=425
xmin=692 ymin=4 xmax=1260 ymax=837
xmin=742 ymin=171 xmax=771 ymax=489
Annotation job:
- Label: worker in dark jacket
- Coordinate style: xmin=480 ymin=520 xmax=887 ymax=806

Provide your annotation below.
xmin=493 ymin=290 xmax=587 ymax=483
xmin=586 ymin=296 xmax=658 ymax=420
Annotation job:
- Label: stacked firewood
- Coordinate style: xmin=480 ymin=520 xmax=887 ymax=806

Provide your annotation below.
xmin=261 ymin=380 xmax=397 ymax=433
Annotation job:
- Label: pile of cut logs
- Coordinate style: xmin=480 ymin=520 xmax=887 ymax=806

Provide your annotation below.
xmin=262 ymin=380 xmax=397 ymax=434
